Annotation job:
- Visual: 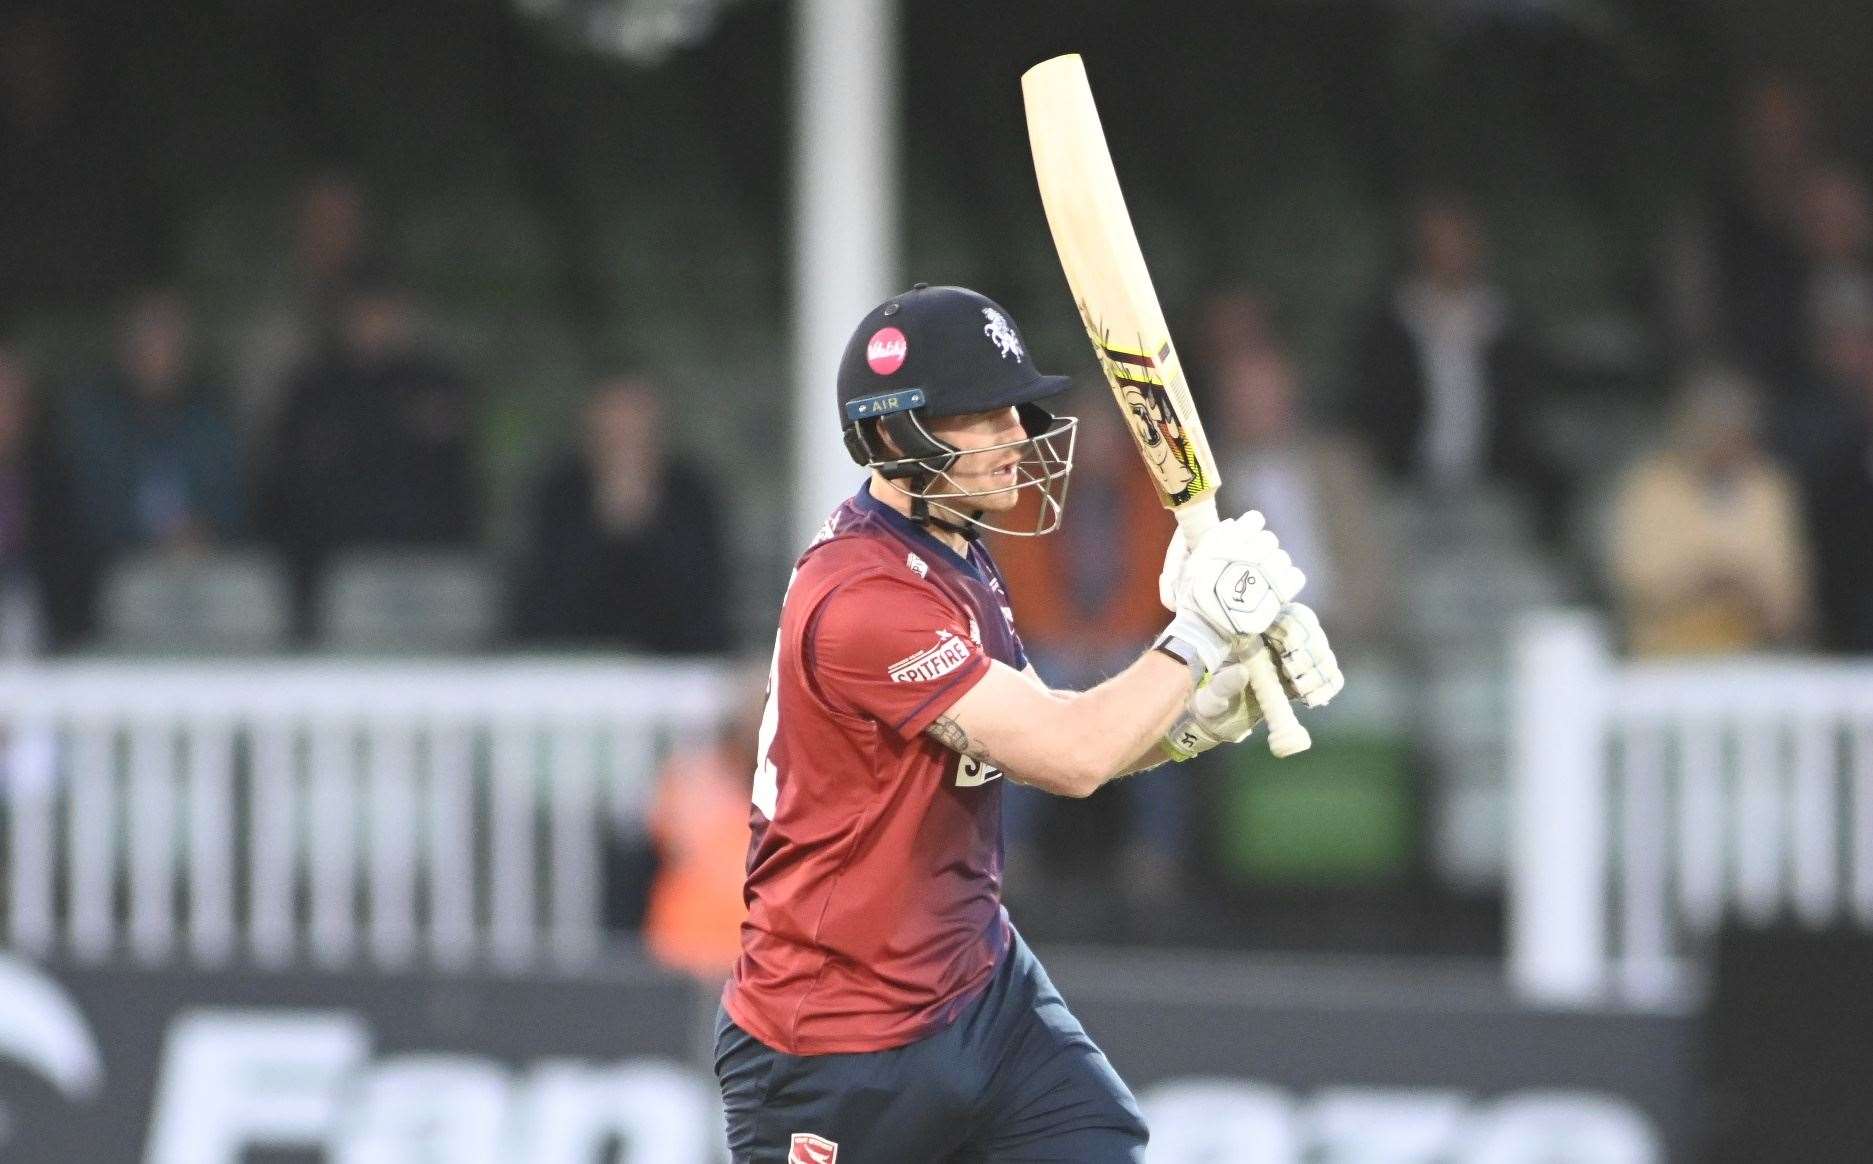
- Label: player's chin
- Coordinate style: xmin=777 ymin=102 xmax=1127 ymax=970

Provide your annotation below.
xmin=961 ymin=483 xmax=1024 ymax=512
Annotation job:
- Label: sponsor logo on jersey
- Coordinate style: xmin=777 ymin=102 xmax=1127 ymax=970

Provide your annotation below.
xmin=866 ymin=327 xmax=908 ymax=375
xmin=955 ymin=753 xmax=1003 ymax=788
xmin=906 ymin=552 xmax=929 ymax=579
xmin=968 ymin=616 xmax=981 ymax=644
xmin=790 ymin=1132 xmax=839 ymax=1163
xmin=888 ymin=632 xmax=973 ymax=684
xmin=981 ymin=307 xmax=1023 ymax=361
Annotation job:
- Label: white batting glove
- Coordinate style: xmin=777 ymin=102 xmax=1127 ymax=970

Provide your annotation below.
xmin=1265 ymin=602 xmax=1344 ymax=709
xmin=1158 ymin=525 xmax=1189 ymax=613
xmin=1161 ymin=658 xmax=1265 ymax=762
xmin=1157 ymin=510 xmax=1305 ymax=611
xmin=1160 ymin=512 xmax=1305 ymax=660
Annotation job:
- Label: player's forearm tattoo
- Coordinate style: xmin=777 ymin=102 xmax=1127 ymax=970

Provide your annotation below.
xmin=927 ymin=715 xmax=1001 ymax=768
xmin=926 ymin=715 xmax=972 ymax=753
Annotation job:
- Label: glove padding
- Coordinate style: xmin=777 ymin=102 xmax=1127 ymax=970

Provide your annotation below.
xmin=1264 ymin=601 xmax=1344 ymax=709
xmin=1165 ymin=511 xmax=1306 ymax=645
xmin=1161 ymin=604 xmax=1345 ymax=763
xmin=1161 ymin=657 xmax=1266 ymax=762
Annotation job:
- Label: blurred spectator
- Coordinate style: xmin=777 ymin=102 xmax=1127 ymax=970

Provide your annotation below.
xmin=1802 ymin=286 xmax=1873 ymax=653
xmin=641 ymin=662 xmax=763 ymax=980
xmin=1349 ymin=188 xmax=1555 ymax=507
xmin=259 ymin=276 xmax=479 ymax=631
xmin=1761 ymin=164 xmax=1873 ymax=462
xmin=233 ymin=170 xmax=377 ymax=449
xmin=1606 ymin=365 xmax=1811 ymax=657
xmin=1213 ymin=341 xmax=1392 ymax=648
xmin=1708 ymin=76 xmax=1827 ymax=388
xmin=993 ymin=398 xmax=1188 ymax=915
xmin=1192 ymin=286 xmax=1280 ymax=380
xmin=994 ymin=399 xmax=1168 ymax=677
xmin=0 ymin=9 xmax=159 ymax=320
xmin=60 ymin=289 xmax=243 ymax=564
xmin=510 ymin=375 xmax=731 ymax=653
xmin=1796 ymin=164 xmax=1873 ymax=311
xmin=0 ymin=346 xmax=85 ymax=651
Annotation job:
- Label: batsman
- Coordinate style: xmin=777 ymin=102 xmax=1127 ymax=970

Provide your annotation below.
xmin=713 ymin=284 xmax=1345 ymax=1161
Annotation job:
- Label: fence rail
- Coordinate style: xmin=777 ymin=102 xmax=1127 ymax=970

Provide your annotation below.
xmin=0 ymin=659 xmax=731 ymax=972
xmin=1510 ymin=613 xmax=1873 ymax=1006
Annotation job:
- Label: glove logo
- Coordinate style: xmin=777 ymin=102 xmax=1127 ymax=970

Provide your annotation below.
xmin=790 ymin=1133 xmax=839 ymax=1163
xmin=1229 ymin=568 xmax=1261 ymax=608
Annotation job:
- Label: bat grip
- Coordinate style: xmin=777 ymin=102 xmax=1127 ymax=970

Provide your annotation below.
xmin=1174 ymin=500 xmax=1312 ymax=759
xmin=1245 ymin=646 xmax=1311 ymax=758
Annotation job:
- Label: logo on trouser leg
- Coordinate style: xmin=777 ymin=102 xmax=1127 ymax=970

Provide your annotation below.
xmin=789 ymin=1132 xmax=839 ymax=1162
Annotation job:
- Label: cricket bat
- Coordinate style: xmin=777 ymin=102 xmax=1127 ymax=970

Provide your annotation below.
xmin=1022 ymin=52 xmax=1311 ymax=757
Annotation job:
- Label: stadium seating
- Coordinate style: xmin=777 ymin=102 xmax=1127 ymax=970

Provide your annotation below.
xmin=315 ymin=550 xmax=499 ymax=654
xmin=97 ymin=550 xmax=293 ymax=655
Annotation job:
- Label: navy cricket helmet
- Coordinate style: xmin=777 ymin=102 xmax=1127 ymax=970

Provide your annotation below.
xmin=836 ymin=285 xmax=1078 ymax=536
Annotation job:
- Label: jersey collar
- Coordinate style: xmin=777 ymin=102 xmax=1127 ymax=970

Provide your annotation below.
xmin=855 ymin=480 xmax=984 ymax=579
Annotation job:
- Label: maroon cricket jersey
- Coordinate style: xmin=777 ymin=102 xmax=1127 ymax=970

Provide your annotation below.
xmin=721 ymin=483 xmax=1027 ymax=1054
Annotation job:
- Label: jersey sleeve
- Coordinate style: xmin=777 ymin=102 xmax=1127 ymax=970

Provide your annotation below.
xmin=807 ymin=569 xmax=992 ymax=738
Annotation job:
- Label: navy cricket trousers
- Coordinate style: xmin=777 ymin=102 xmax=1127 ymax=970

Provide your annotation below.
xmin=714 ymin=930 xmax=1148 ymax=1162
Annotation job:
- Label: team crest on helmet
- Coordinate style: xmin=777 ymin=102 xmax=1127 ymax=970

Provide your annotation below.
xmin=981 ymin=308 xmax=1023 ymax=362
xmin=790 ymin=1133 xmax=839 ymax=1163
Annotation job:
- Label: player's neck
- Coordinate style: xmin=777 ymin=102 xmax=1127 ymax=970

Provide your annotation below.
xmin=923 ymin=521 xmax=971 ymax=557
xmin=868 ymin=472 xmax=973 ymax=557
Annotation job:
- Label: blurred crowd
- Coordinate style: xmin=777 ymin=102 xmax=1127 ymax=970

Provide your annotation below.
xmin=5 ymin=52 xmax=1867 ymax=661
xmin=1638 ymin=75 xmax=1873 ymax=658
xmin=0 ymin=284 xmax=734 ymax=655
xmin=0 ymin=165 xmax=734 ymax=655
xmin=6 ymin=105 xmax=1870 ymax=661
xmin=981 ymin=77 xmax=1873 ymax=931
xmin=7 ymin=0 xmax=1873 ymax=967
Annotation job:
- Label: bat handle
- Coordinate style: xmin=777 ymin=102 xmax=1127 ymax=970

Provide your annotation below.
xmin=1175 ymin=499 xmax=1312 ymax=759
xmin=1245 ymin=646 xmax=1310 ymax=758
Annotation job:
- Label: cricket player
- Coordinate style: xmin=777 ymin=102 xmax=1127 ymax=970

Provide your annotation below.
xmin=715 ymin=284 xmax=1343 ymax=1162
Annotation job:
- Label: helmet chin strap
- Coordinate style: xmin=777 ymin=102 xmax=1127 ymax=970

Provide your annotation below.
xmin=908 ymin=475 xmax=985 ymax=540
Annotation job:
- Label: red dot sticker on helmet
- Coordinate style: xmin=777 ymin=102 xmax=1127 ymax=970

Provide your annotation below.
xmin=866 ymin=327 xmax=908 ymax=375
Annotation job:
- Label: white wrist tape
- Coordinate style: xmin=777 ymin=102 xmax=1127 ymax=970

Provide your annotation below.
xmin=1155 ymin=611 xmax=1230 ymax=674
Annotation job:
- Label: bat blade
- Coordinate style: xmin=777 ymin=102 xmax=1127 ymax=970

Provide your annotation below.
xmin=1020 ymin=53 xmax=1219 ymax=517
xmin=1022 ymin=52 xmax=1311 ymax=758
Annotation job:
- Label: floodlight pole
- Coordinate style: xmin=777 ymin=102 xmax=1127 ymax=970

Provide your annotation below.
xmin=791 ymin=0 xmax=900 ymax=546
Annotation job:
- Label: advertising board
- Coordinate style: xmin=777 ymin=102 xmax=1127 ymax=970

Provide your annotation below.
xmin=0 ymin=951 xmax=1695 ymax=1162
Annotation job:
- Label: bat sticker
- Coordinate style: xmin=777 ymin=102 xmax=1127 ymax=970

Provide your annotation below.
xmin=1083 ymin=313 xmax=1210 ymax=504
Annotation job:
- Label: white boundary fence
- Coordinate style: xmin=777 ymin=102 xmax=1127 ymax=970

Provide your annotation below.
xmin=1510 ymin=612 xmax=1873 ymax=1007
xmin=0 ymin=659 xmax=730 ymax=972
